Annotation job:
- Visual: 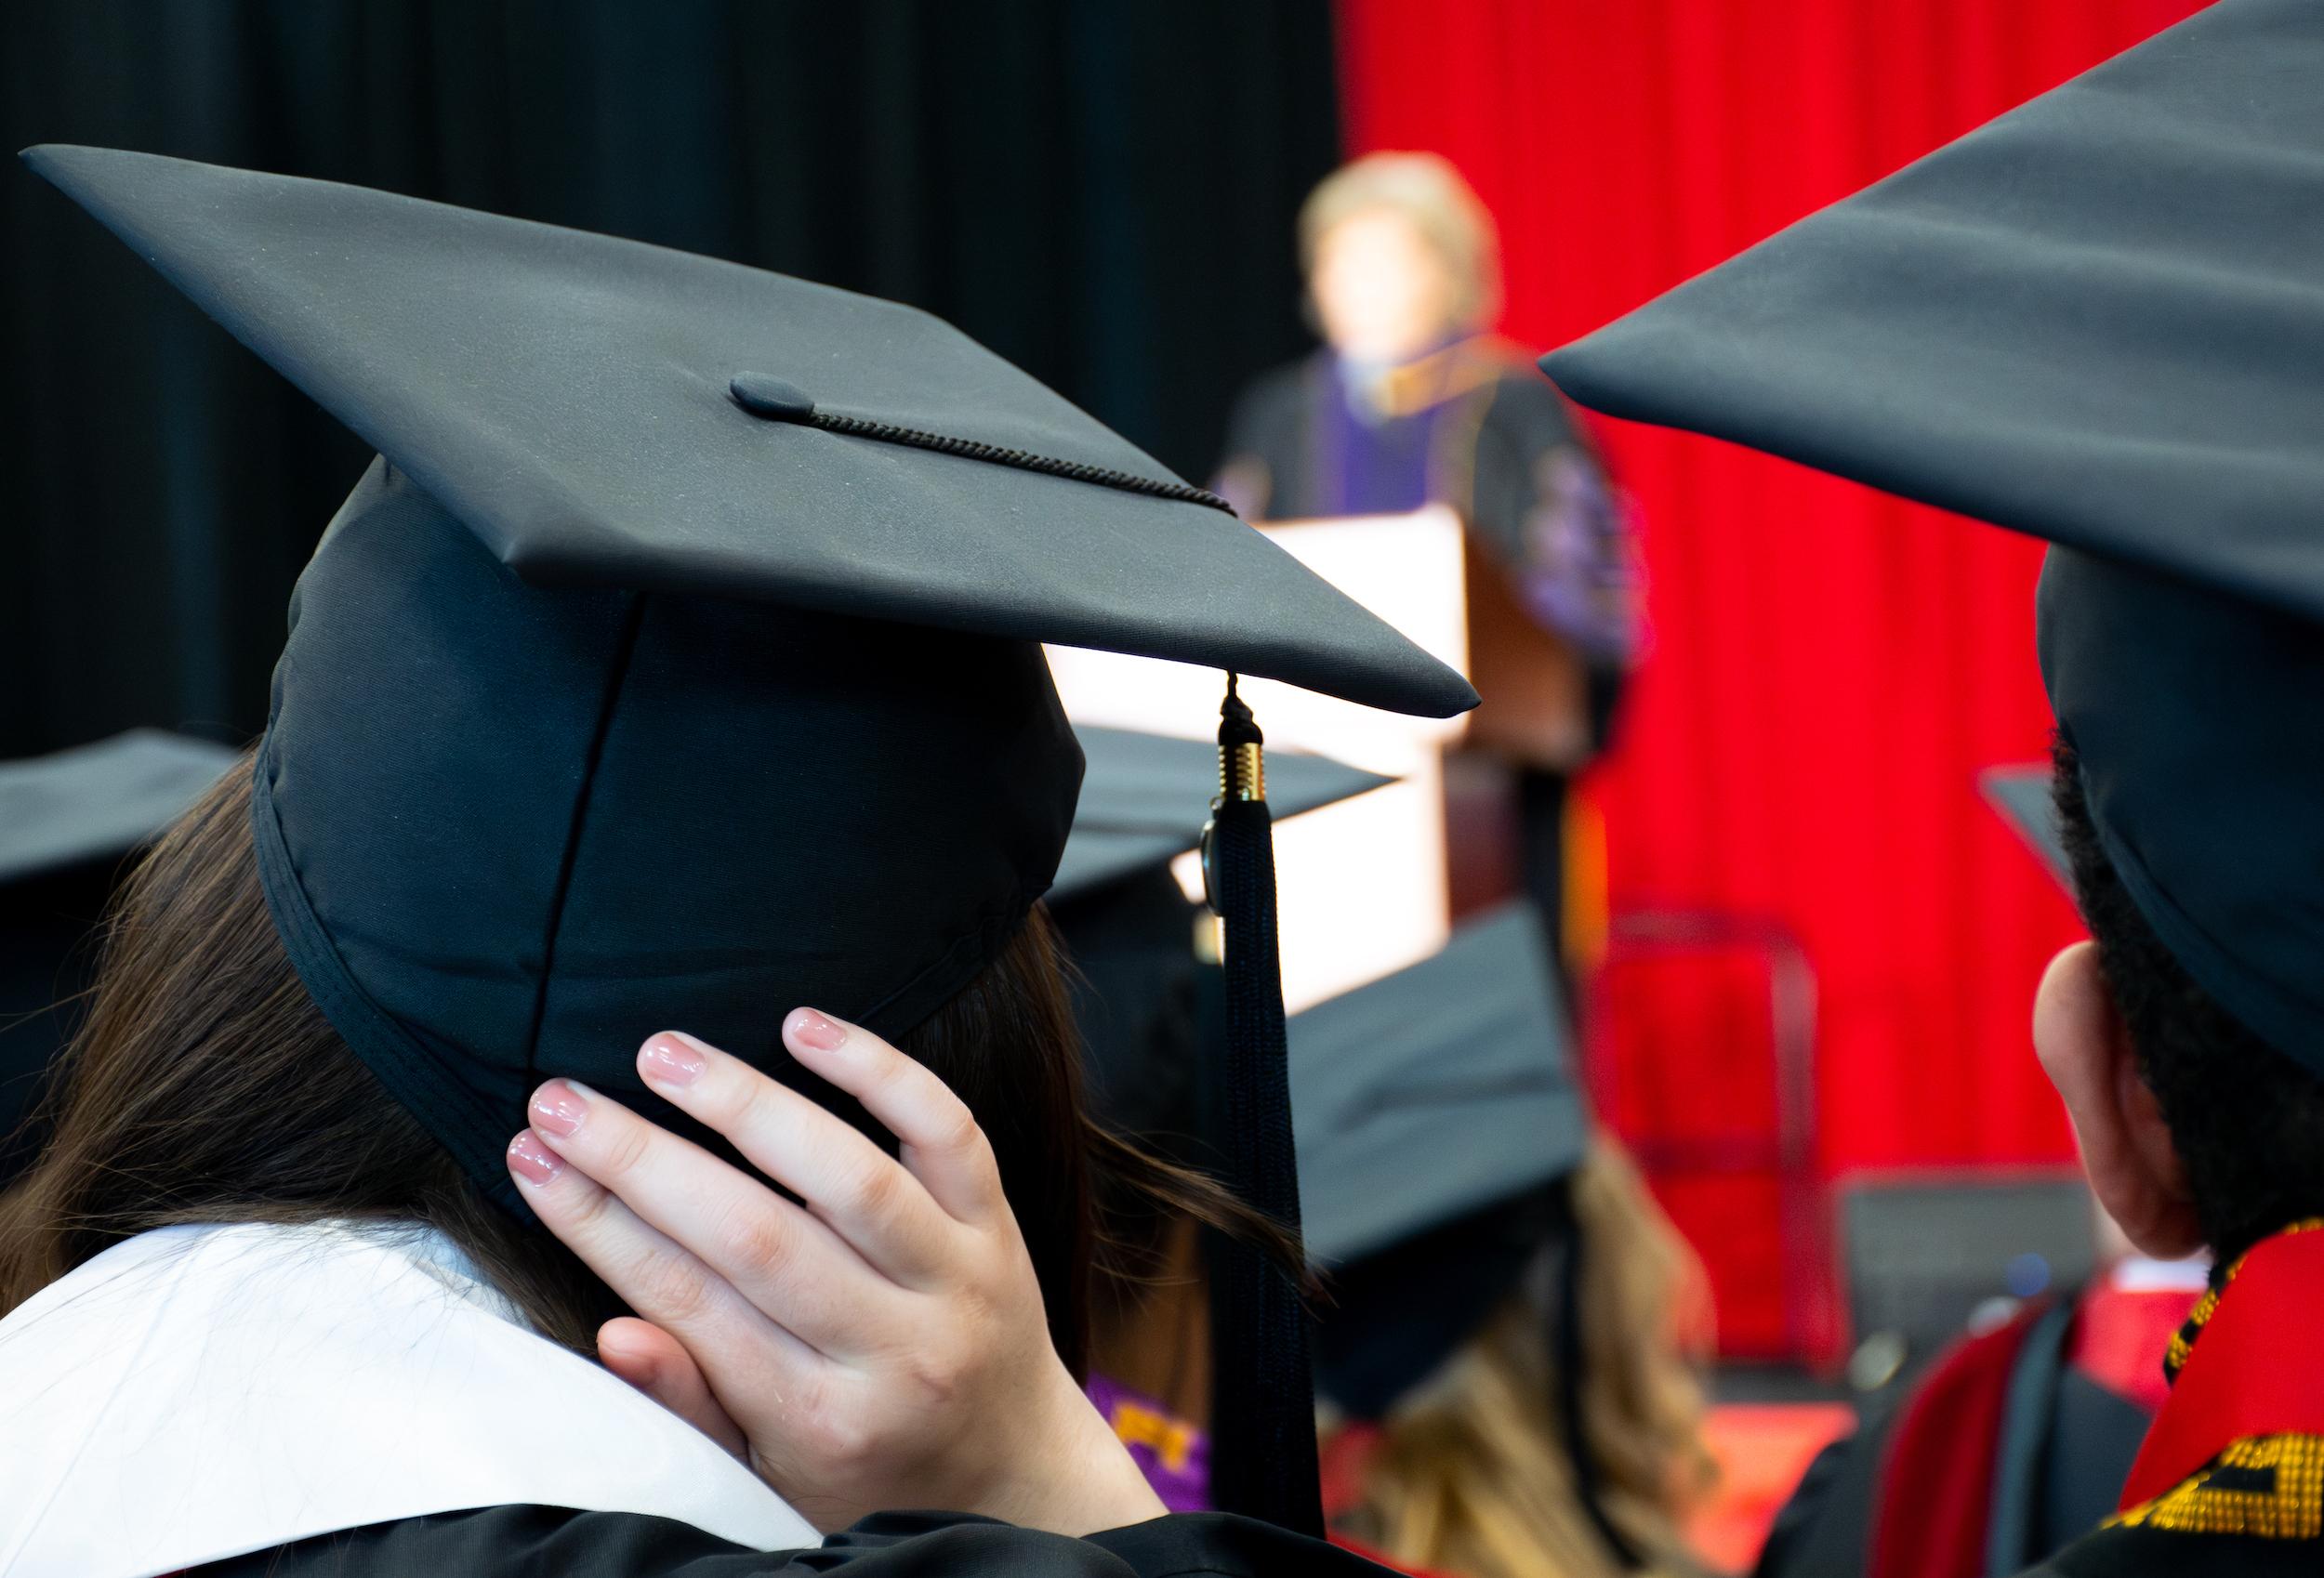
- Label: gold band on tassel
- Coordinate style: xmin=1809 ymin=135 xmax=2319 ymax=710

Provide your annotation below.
xmin=1220 ymin=740 xmax=1266 ymax=803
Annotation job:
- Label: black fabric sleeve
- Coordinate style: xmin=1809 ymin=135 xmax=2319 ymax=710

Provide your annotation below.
xmin=193 ymin=1506 xmax=1401 ymax=1577
xmin=1464 ymin=372 xmax=1585 ymax=564
xmin=2027 ymin=1519 xmax=2324 ymax=1578
xmin=1210 ymin=361 xmax=1312 ymax=521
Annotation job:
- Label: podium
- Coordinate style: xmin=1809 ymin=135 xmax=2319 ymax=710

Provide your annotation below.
xmin=1050 ymin=506 xmax=1580 ymax=1013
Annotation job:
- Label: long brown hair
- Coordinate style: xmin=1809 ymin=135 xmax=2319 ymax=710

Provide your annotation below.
xmin=0 ymin=752 xmax=1273 ymax=1375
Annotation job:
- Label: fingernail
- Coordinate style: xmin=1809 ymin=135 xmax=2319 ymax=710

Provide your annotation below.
xmin=530 ymin=1079 xmax=589 ymax=1137
xmin=640 ymin=1033 xmax=706 ymax=1087
xmin=786 ymin=1007 xmax=849 ymax=1052
xmin=508 ymin=1128 xmax=565 ymax=1186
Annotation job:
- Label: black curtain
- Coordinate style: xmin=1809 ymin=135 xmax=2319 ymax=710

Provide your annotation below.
xmin=0 ymin=0 xmax=1340 ymax=756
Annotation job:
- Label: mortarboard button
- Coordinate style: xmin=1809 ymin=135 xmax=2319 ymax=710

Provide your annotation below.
xmin=728 ymin=373 xmax=816 ymax=424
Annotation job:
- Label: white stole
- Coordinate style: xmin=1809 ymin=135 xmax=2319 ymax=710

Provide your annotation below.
xmin=0 ymin=1221 xmax=817 ymax=1577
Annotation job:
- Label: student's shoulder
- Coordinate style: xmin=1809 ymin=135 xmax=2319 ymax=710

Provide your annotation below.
xmin=190 ymin=1506 xmax=774 ymax=1577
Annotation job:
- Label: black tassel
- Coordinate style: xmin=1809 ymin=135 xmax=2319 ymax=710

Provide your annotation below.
xmin=1200 ymin=676 xmax=1325 ymax=1536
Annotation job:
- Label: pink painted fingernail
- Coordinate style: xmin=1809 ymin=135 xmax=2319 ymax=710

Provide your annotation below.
xmin=508 ymin=1129 xmax=565 ymax=1186
xmin=530 ymin=1079 xmax=589 ymax=1137
xmin=786 ymin=1007 xmax=849 ymax=1052
xmin=640 ymin=1034 xmax=706 ymax=1086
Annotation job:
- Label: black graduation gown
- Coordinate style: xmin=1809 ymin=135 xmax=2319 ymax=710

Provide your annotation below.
xmin=191 ymin=1506 xmax=1396 ymax=1576
xmin=1221 ymin=345 xmax=1578 ymax=552
xmin=1215 ymin=340 xmax=1632 ymax=676
xmin=2014 ymin=1226 xmax=2324 ymax=1577
xmin=1763 ymin=1408 xmax=2324 ymax=1578
xmin=2018 ymin=1428 xmax=2324 ymax=1575
xmin=1768 ymin=1227 xmax=2324 ymax=1578
xmin=1756 ymin=1294 xmax=2155 ymax=1578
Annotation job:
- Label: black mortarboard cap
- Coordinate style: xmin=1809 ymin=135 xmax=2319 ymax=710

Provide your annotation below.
xmin=1543 ymin=0 xmax=2324 ymax=1078
xmin=28 ymin=146 xmax=1475 ymax=1532
xmin=1980 ymin=767 xmax=2069 ymax=889
xmin=0 ymin=730 xmax=237 ymax=885
xmin=1290 ymin=901 xmax=1631 ymax=1558
xmin=1055 ymin=727 xmax=1392 ymax=902
xmin=0 ymin=731 xmax=239 ymax=1176
xmin=1289 ymin=901 xmax=1585 ymax=1417
xmin=1290 ymin=901 xmax=1584 ymax=1269
xmin=1065 ymin=897 xmax=1586 ymax=1412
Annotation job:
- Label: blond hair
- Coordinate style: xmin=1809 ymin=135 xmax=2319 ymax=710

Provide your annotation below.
xmin=1299 ymin=152 xmax=1502 ymax=333
xmin=1327 ymin=1144 xmax=1716 ymax=1578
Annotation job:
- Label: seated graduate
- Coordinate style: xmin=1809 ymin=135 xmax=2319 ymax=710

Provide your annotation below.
xmin=0 ymin=145 xmax=1479 ymax=1577
xmin=1756 ymin=785 xmax=2209 ymax=1578
xmin=1759 ymin=1185 xmax=2210 ymax=1578
xmin=1062 ymin=886 xmax=1715 ymax=1578
xmin=1543 ymin=3 xmax=2324 ymax=1571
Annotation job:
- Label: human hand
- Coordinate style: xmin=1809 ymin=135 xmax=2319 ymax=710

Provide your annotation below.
xmin=505 ymin=1009 xmax=1167 ymax=1537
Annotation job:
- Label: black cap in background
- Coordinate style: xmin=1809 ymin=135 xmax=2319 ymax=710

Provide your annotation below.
xmin=1290 ymin=901 xmax=1630 ymax=1562
xmin=1291 ymin=902 xmax=1585 ymax=1424
xmin=1055 ymin=726 xmax=1390 ymax=1174
xmin=0 ymin=731 xmax=239 ymax=1177
xmin=1067 ymin=894 xmax=1589 ymax=1419
xmin=1979 ymin=767 xmax=2069 ymax=890
xmin=1290 ymin=901 xmax=1584 ymax=1273
xmin=1545 ymin=0 xmax=2324 ymax=1079
xmin=1056 ymin=726 xmax=1392 ymax=902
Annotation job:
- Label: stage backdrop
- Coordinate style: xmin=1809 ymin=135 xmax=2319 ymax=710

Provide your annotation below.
xmin=1338 ymin=0 xmax=2208 ymax=1357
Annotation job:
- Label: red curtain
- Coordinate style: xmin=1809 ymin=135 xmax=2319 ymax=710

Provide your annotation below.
xmin=1337 ymin=0 xmax=2206 ymax=1354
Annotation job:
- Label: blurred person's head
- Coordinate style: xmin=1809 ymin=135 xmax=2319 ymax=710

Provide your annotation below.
xmin=1321 ymin=1143 xmax=1715 ymax=1578
xmin=1073 ymin=890 xmax=1713 ymax=1573
xmin=2040 ymin=739 xmax=2324 ymax=1271
xmin=1301 ymin=152 xmax=1500 ymax=364
xmin=1090 ymin=1140 xmax=1715 ymax=1578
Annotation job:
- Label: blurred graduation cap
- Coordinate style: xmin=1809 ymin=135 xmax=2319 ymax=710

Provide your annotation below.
xmin=1056 ymin=727 xmax=1393 ymax=901
xmin=1288 ymin=901 xmax=1585 ymax=1406
xmin=1979 ymin=767 xmax=2068 ymax=889
xmin=0 ymin=730 xmax=235 ymax=882
xmin=0 ymin=730 xmax=238 ymax=1175
xmin=1068 ymin=889 xmax=1629 ymax=1558
xmin=1291 ymin=901 xmax=1634 ymax=1563
xmin=1544 ymin=0 xmax=2324 ymax=1077
xmin=27 ymin=144 xmax=1477 ymax=1532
